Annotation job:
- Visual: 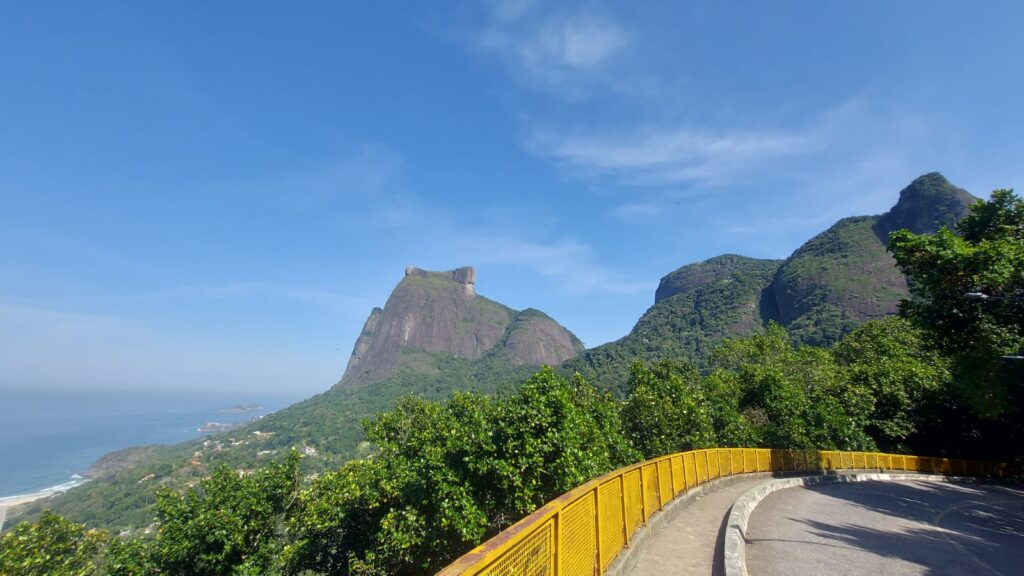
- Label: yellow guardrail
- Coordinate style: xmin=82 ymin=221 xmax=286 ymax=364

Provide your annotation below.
xmin=436 ymin=448 xmax=1005 ymax=576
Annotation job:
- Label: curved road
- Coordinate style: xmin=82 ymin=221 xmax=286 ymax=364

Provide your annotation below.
xmin=745 ymin=480 xmax=1024 ymax=575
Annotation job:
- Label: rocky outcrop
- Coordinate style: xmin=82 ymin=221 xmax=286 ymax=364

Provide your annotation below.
xmin=875 ymin=172 xmax=976 ymax=239
xmin=768 ymin=172 xmax=977 ymax=345
xmin=503 ymin=309 xmax=585 ymax=366
xmin=338 ymin=267 xmax=582 ymax=389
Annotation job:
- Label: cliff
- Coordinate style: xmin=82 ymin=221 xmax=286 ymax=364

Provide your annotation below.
xmin=338 ymin=266 xmax=583 ymax=389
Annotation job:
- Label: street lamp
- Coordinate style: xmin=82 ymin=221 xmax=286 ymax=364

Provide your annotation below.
xmin=963 ymin=292 xmax=1024 ymax=360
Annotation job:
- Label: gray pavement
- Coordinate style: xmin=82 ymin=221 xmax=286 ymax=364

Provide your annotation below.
xmin=628 ymin=477 xmax=768 ymax=576
xmin=745 ymin=480 xmax=1024 ymax=575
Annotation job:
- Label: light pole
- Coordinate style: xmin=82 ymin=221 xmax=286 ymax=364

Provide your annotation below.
xmin=963 ymin=291 xmax=1024 ymax=360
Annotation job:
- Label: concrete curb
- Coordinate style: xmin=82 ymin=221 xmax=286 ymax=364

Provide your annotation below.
xmin=604 ymin=471 xmax=790 ymax=576
xmin=721 ymin=472 xmax=981 ymax=576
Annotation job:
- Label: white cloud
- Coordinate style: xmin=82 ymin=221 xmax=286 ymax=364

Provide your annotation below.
xmin=529 ymin=125 xmax=819 ymax=186
xmin=481 ymin=5 xmax=629 ymax=96
xmin=454 ymin=235 xmax=654 ymax=295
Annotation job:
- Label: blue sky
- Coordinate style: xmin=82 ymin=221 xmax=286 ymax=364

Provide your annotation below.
xmin=2 ymin=1 xmax=1022 ymax=397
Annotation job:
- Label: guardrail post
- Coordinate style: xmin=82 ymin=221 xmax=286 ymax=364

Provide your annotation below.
xmin=638 ymin=464 xmax=647 ymax=523
xmin=554 ymin=509 xmax=562 ymax=576
xmin=594 ymin=488 xmax=602 ymax=573
xmin=619 ymin=474 xmax=629 ymax=545
xmin=669 ymin=455 xmax=676 ymax=496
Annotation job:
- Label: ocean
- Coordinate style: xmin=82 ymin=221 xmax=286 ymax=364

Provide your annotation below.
xmin=0 ymin=388 xmax=301 ymax=498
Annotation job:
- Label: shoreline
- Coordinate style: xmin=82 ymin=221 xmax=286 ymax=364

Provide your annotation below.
xmin=0 ymin=477 xmax=91 ymax=510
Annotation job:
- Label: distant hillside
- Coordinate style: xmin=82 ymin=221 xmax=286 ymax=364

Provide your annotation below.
xmin=768 ymin=172 xmax=976 ymax=345
xmin=564 ymin=255 xmax=781 ymax=394
xmin=20 ymin=267 xmax=583 ymax=532
xmin=17 ymin=173 xmax=976 ymax=533
xmin=566 ymin=172 xmax=977 ymax=389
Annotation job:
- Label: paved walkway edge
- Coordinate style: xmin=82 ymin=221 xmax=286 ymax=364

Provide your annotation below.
xmin=604 ymin=472 xmax=787 ymax=576
xmin=722 ymin=472 xmax=981 ymax=576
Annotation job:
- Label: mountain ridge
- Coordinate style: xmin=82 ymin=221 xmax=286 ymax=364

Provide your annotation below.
xmin=14 ymin=172 xmax=979 ymax=533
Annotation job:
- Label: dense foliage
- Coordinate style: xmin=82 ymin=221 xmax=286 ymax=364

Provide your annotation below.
xmin=889 ymin=188 xmax=1024 ymax=461
xmin=284 ymin=368 xmax=636 ymax=575
xmin=4 ymin=316 xmax=961 ymax=574
xmin=5 ymin=182 xmax=1015 ymax=575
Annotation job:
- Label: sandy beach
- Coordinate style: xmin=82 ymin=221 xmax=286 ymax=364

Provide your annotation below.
xmin=0 ymin=479 xmax=90 ymax=531
xmin=0 ymin=488 xmax=65 ymax=509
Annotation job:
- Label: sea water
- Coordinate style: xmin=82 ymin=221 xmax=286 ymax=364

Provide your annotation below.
xmin=0 ymin=388 xmax=300 ymax=498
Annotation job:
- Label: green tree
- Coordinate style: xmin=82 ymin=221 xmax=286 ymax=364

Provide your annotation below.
xmin=710 ymin=324 xmax=875 ymax=450
xmin=285 ymin=367 xmax=638 ymax=575
xmin=889 ymin=188 xmax=1024 ymax=459
xmin=102 ymin=538 xmax=157 ymax=576
xmin=622 ymin=360 xmax=715 ymax=458
xmin=152 ymin=450 xmax=301 ymax=576
xmin=0 ymin=510 xmax=105 ymax=576
xmin=832 ymin=317 xmax=951 ymax=451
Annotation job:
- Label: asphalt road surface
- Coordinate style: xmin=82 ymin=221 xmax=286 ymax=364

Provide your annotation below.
xmin=745 ymin=480 xmax=1024 ymax=575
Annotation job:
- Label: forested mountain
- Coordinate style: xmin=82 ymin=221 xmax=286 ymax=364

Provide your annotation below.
xmin=13 ymin=267 xmax=583 ymax=531
xmin=563 ymin=255 xmax=782 ymax=394
xmin=12 ymin=173 xmax=976 ymax=532
xmin=567 ymin=173 xmax=977 ymax=389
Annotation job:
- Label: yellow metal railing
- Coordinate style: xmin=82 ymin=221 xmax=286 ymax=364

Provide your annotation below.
xmin=436 ymin=448 xmax=1005 ymax=576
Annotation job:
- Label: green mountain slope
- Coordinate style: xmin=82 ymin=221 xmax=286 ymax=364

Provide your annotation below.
xmin=563 ymin=255 xmax=782 ymax=393
xmin=768 ymin=172 xmax=976 ymax=346
xmin=566 ymin=173 xmax=977 ymax=388
xmin=13 ymin=268 xmax=581 ymax=532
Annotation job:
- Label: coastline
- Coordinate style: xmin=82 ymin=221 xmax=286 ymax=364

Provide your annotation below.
xmin=0 ymin=477 xmax=90 ymax=510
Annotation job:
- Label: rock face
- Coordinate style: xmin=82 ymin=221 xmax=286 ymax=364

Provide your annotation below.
xmin=338 ymin=266 xmax=583 ymax=389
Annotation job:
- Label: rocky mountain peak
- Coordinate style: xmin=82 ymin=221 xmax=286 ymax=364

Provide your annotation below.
xmin=404 ymin=265 xmax=476 ymax=296
xmin=337 ymin=266 xmax=582 ymax=389
xmin=875 ymin=172 xmax=977 ymax=238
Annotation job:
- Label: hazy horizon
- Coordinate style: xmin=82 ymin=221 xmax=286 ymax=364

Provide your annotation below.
xmin=2 ymin=1 xmax=1022 ymax=394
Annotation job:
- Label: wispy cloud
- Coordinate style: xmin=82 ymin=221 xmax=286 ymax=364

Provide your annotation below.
xmin=453 ymin=235 xmax=655 ymax=295
xmin=141 ymin=281 xmax=374 ymax=318
xmin=529 ymin=125 xmax=820 ymax=186
xmin=480 ymin=3 xmax=629 ymax=97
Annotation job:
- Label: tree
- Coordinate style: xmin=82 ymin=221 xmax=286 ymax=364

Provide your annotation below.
xmin=710 ymin=324 xmax=875 ymax=451
xmin=153 ymin=450 xmax=301 ymax=576
xmin=0 ymin=510 xmax=105 ymax=576
xmin=284 ymin=367 xmax=638 ymax=576
xmin=622 ymin=360 xmax=715 ymax=458
xmin=889 ymin=188 xmax=1024 ymax=459
xmin=832 ymin=317 xmax=950 ymax=451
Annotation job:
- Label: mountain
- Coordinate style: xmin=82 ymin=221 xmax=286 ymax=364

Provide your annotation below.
xmin=17 ymin=267 xmax=583 ymax=532
xmin=769 ymin=172 xmax=976 ymax=345
xmin=564 ymin=255 xmax=782 ymax=394
xmin=15 ymin=173 xmax=976 ymax=533
xmin=339 ymin=266 xmax=582 ymax=389
xmin=566 ymin=173 xmax=977 ymax=389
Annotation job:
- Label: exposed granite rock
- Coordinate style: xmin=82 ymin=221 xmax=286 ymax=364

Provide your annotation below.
xmin=338 ymin=267 xmax=581 ymax=389
xmin=503 ymin=309 xmax=585 ymax=366
xmin=656 ymin=254 xmax=773 ymax=303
